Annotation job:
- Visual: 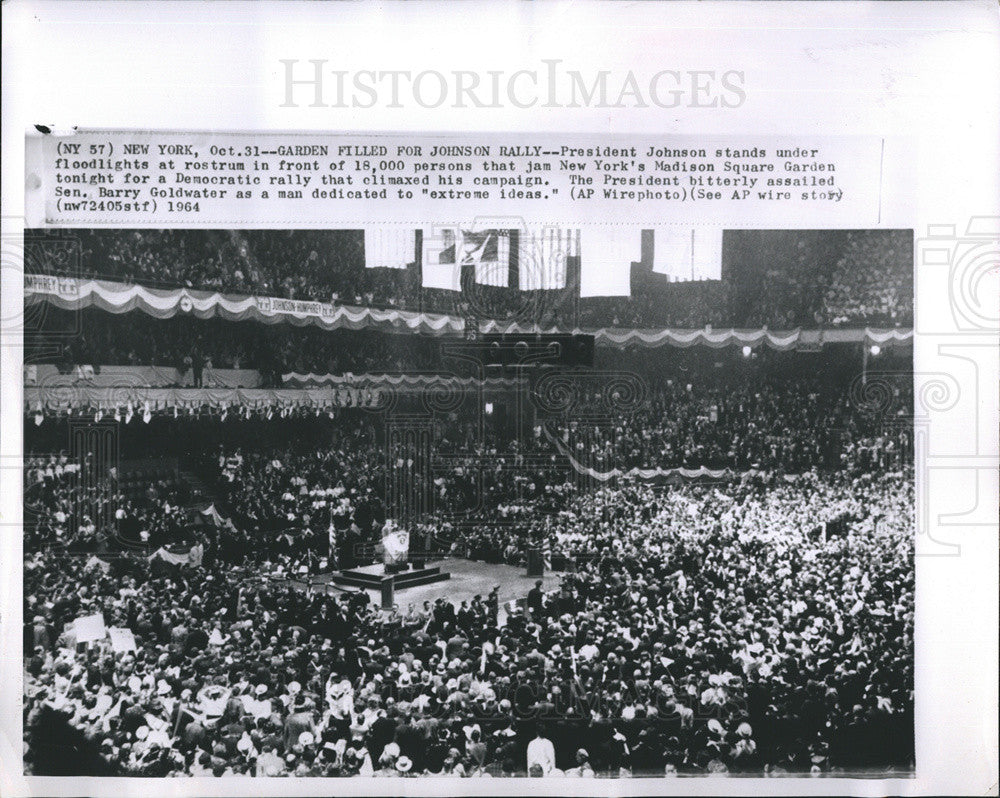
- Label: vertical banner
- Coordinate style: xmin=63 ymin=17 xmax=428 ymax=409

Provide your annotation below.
xmin=654 ymin=227 xmax=724 ymax=281
xmin=364 ymin=228 xmax=416 ymax=269
xmin=691 ymin=227 xmax=724 ymax=281
xmin=580 ymin=227 xmax=641 ymax=296
xmin=519 ymin=228 xmax=579 ymax=290
xmin=421 ymin=227 xmax=461 ymax=290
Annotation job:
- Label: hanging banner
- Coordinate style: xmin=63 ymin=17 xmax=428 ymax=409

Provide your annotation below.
xmin=24 ymin=276 xmax=464 ymax=336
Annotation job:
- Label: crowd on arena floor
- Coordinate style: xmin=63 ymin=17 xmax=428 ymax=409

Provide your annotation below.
xmin=24 ymin=373 xmax=914 ymax=776
xmin=29 ymin=228 xmax=913 ymax=328
xmin=23 ymin=455 xmax=913 ymax=776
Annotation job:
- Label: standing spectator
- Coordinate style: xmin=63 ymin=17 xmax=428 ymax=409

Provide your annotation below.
xmin=526 ymin=723 xmax=556 ymax=775
xmin=527 ymin=580 xmax=545 ymax=619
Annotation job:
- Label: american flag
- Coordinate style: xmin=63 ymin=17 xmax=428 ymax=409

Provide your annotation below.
xmin=422 ymin=227 xmax=512 ymax=289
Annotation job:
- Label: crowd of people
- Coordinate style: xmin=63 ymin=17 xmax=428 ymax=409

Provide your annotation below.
xmin=23 ymin=451 xmax=914 ymax=776
xmin=25 ymin=345 xmax=912 ymax=479
xmin=576 ymin=282 xmax=732 ymax=330
xmin=23 ymin=455 xmax=195 ymax=555
xmin=50 ymin=229 xmax=398 ymax=306
xmin=29 ymin=228 xmax=913 ymax=329
xmin=22 ymin=282 xmax=916 ymax=777
xmin=822 ymin=230 xmax=913 ymax=326
xmin=549 ymin=377 xmax=911 ymax=473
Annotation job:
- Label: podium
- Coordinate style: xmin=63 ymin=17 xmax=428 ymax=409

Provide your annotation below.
xmin=526 ymin=547 xmax=544 ymax=577
xmin=380 ymin=576 xmax=395 ymax=610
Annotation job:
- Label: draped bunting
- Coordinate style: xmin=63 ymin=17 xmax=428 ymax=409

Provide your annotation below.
xmin=478 ymin=321 xmax=913 ymax=349
xmin=589 ymin=326 xmax=802 ymax=349
xmin=281 ymin=372 xmax=523 ymax=389
xmin=863 ymin=328 xmax=915 ymax=344
xmin=543 ymin=426 xmax=732 ymax=482
xmin=24 ymin=274 xmax=912 ymax=351
xmin=480 ymin=321 xmax=803 ymax=349
xmin=23 ymin=275 xmax=463 ymax=335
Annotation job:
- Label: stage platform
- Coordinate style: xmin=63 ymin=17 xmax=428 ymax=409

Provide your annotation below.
xmin=292 ymin=558 xmax=564 ymax=617
xmin=331 ymin=563 xmax=451 ymax=590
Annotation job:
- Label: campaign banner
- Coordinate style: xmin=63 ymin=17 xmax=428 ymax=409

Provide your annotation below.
xmin=107 ymin=627 xmax=137 ymax=653
xmin=73 ymin=613 xmax=107 ymax=644
xmin=381 ymin=522 xmax=410 ymax=565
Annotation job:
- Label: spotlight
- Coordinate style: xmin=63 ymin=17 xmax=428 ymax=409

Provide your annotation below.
xmin=485 ymin=402 xmax=494 ymax=415
xmin=741 ymin=346 xmax=752 ymax=358
xmin=869 ymin=345 xmax=881 ymax=356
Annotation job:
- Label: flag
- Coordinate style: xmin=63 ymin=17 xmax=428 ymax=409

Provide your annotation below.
xmin=580 ymin=227 xmax=639 ymax=296
xmin=422 ymin=227 xmax=462 ymax=290
xmin=201 ymin=504 xmax=236 ymax=532
xmin=200 ymin=503 xmax=225 ymax=524
xmin=518 ymin=227 xmax=579 ymax=290
xmin=422 ymin=226 xmax=513 ymax=289
xmin=148 ymin=544 xmax=204 ymax=567
xmin=653 ymin=227 xmax=723 ymax=281
xmin=459 ymin=229 xmax=494 ymax=264
xmin=364 ymin=228 xmax=415 ymax=269
xmin=461 ymin=229 xmax=511 ymax=287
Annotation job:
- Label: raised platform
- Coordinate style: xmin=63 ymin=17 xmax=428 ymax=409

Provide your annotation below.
xmin=285 ymin=558 xmax=563 ymax=621
xmin=330 ymin=563 xmax=451 ymax=590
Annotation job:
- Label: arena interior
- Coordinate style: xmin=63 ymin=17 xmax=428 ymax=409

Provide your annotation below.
xmin=22 ymin=228 xmax=915 ymax=777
